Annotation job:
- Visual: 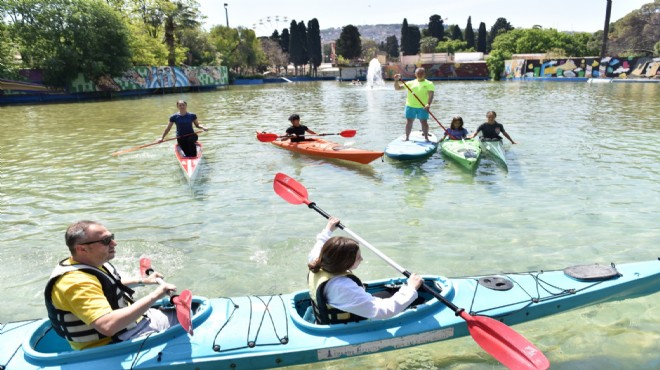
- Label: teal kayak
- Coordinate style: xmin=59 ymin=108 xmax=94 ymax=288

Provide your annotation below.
xmin=479 ymin=138 xmax=508 ymax=170
xmin=1 ymin=259 xmax=658 ymax=369
xmin=440 ymin=138 xmax=481 ymax=170
xmin=384 ymin=131 xmax=439 ymax=160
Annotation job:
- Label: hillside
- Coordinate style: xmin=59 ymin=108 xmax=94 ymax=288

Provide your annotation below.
xmin=320 ymin=24 xmax=425 ymax=44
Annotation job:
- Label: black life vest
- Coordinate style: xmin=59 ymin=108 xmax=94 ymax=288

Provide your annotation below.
xmin=44 ymin=259 xmax=136 ymax=344
xmin=308 ymin=270 xmax=367 ymax=325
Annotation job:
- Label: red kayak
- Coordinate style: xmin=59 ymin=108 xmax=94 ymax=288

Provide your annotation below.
xmin=174 ymin=142 xmax=203 ymax=181
xmin=271 ymin=138 xmax=383 ymax=164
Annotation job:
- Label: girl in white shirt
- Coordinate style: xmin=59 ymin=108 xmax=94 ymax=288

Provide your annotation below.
xmin=307 ymin=217 xmax=423 ymax=322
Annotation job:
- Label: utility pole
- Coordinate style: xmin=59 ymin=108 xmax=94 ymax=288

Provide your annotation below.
xmin=600 ymin=0 xmax=612 ymax=59
xmin=224 ymin=3 xmax=229 ymax=27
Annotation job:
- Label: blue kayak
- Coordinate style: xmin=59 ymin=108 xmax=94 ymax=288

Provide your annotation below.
xmin=384 ymin=131 xmax=439 ymax=160
xmin=1 ymin=259 xmax=658 ymax=369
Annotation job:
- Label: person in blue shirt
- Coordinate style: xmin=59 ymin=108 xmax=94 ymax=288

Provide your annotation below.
xmin=441 ymin=116 xmax=470 ymax=141
xmin=158 ymin=100 xmax=207 ymax=157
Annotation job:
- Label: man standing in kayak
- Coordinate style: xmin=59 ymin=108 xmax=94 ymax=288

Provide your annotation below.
xmin=158 ymin=100 xmax=208 ymax=157
xmin=45 ymin=221 xmax=177 ymax=350
xmin=393 ymin=68 xmax=435 ymax=141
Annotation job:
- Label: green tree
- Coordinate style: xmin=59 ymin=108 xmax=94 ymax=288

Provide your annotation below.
xmin=477 ymin=22 xmax=488 ymax=53
xmin=382 ymin=35 xmax=399 ymax=58
xmin=436 ymin=39 xmax=469 ymax=54
xmin=288 ymin=20 xmax=305 ymax=74
xmin=608 ymin=1 xmax=660 ymax=56
xmin=0 ymin=19 xmax=20 ymax=79
xmin=177 ymin=27 xmax=216 ymax=65
xmin=296 ymin=21 xmax=309 ymax=72
xmin=464 ymin=16 xmax=476 ymax=50
xmin=336 ymin=24 xmax=362 ymax=60
xmin=486 ymin=48 xmax=511 ymax=80
xmin=280 ymin=28 xmax=290 ymax=53
xmin=5 ymin=0 xmax=132 ymax=86
xmin=307 ymin=19 xmax=322 ymax=76
xmin=162 ymin=0 xmax=201 ymax=66
xmin=361 ymin=38 xmax=379 ymax=60
xmin=450 ymin=25 xmax=463 ymax=41
xmin=420 ymin=37 xmax=439 ymax=53
xmin=400 ymin=18 xmax=410 ymax=55
xmin=487 ymin=17 xmax=514 ymax=52
xmin=427 ymin=15 xmax=444 ymax=40
xmin=126 ymin=20 xmax=169 ymax=66
xmin=401 ymin=21 xmax=421 ymax=55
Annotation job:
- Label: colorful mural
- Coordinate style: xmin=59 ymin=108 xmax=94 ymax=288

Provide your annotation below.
xmin=384 ymin=62 xmax=489 ymax=80
xmin=68 ymin=66 xmax=229 ymax=93
xmin=503 ymin=57 xmax=659 ymax=79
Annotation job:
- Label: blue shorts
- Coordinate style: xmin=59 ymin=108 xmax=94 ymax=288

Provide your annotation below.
xmin=404 ymin=106 xmax=430 ymax=120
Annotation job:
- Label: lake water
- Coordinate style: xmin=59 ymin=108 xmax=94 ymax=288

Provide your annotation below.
xmin=0 ymin=81 xmax=658 ymax=369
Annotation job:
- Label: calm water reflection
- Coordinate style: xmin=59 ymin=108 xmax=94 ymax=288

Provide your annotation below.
xmin=1 ymin=81 xmax=658 ymax=369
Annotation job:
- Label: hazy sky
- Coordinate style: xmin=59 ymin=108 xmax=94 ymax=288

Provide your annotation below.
xmin=198 ymin=0 xmax=651 ymax=36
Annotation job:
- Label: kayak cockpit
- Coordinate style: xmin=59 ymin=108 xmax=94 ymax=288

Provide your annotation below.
xmin=23 ymin=296 xmax=211 ymax=365
xmin=290 ymin=275 xmax=453 ymax=333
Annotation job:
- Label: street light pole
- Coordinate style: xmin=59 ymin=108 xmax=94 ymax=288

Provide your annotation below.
xmin=224 ymin=3 xmax=229 ymax=27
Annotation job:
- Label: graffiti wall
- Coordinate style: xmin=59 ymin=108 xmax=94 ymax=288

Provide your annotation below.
xmin=384 ymin=62 xmax=489 ymax=80
xmin=503 ymin=57 xmax=659 ymax=79
xmin=68 ymin=66 xmax=229 ymax=93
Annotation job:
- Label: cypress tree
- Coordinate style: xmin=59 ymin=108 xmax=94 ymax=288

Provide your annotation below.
xmin=477 ymin=22 xmax=487 ymax=53
xmin=280 ymin=28 xmax=290 ymax=53
xmin=400 ymin=18 xmax=409 ymax=56
xmin=465 ymin=17 xmax=475 ymax=50
xmin=451 ymin=25 xmax=463 ymax=41
xmin=307 ymin=18 xmax=322 ymax=76
xmin=407 ymin=25 xmax=421 ymax=55
xmin=297 ymin=21 xmax=308 ymax=70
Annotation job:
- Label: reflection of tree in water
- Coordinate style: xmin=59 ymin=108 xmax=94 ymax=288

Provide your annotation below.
xmin=403 ymin=165 xmax=433 ymax=209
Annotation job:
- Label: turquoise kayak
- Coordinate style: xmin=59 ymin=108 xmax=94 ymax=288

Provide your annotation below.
xmin=384 ymin=131 xmax=439 ymax=160
xmin=1 ymin=259 xmax=658 ymax=369
xmin=479 ymin=138 xmax=508 ymax=170
xmin=440 ymin=138 xmax=481 ymax=170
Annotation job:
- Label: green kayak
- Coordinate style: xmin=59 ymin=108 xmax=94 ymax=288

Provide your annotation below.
xmin=440 ymin=138 xmax=481 ymax=170
xmin=479 ymin=138 xmax=508 ymax=170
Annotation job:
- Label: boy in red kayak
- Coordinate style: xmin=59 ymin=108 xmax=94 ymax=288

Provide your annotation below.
xmin=284 ymin=114 xmax=317 ymax=142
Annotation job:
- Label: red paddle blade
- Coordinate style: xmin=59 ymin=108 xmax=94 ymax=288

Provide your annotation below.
xmin=256 ymin=132 xmax=279 ymax=142
xmin=273 ymin=173 xmax=310 ymax=205
xmin=339 ymin=129 xmax=357 ymax=138
xmin=172 ymin=289 xmax=193 ymax=335
xmin=139 ymin=257 xmax=151 ymax=277
xmin=460 ymin=311 xmax=549 ymax=370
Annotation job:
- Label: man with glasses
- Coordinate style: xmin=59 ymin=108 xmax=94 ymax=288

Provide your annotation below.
xmin=45 ymin=220 xmax=178 ymax=350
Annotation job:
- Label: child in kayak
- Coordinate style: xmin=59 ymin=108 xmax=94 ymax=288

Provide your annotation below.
xmin=307 ymin=217 xmax=423 ymax=324
xmin=284 ymin=114 xmax=317 ymax=142
xmin=468 ymin=111 xmax=516 ymax=144
xmin=441 ymin=116 xmax=470 ymax=141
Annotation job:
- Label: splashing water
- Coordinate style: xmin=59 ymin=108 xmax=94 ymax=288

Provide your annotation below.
xmin=366 ymin=58 xmax=385 ymax=89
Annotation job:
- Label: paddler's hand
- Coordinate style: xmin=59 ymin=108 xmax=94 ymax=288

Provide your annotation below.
xmin=407 ymin=273 xmax=423 ymax=290
xmin=326 ymin=216 xmax=340 ymax=232
xmin=394 ymin=74 xmax=401 ymax=81
xmin=142 ymin=271 xmax=164 ymax=285
xmin=154 ymin=282 xmax=177 ymax=299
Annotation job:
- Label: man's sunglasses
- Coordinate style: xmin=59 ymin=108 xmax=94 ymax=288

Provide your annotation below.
xmin=79 ymin=234 xmax=115 ymax=246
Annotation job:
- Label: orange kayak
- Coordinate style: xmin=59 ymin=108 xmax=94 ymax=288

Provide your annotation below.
xmin=271 ymin=138 xmax=383 ymax=164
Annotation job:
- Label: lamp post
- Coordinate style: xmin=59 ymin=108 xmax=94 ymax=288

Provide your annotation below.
xmin=224 ymin=3 xmax=229 ymax=27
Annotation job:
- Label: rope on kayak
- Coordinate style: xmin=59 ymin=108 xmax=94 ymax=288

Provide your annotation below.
xmin=211 ymin=295 xmax=289 ymax=352
xmin=129 ymin=331 xmax=156 ymax=370
xmin=466 ymin=271 xmax=609 ymax=316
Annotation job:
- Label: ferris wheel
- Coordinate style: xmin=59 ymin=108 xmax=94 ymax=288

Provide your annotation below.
xmin=252 ymin=15 xmax=289 ymax=36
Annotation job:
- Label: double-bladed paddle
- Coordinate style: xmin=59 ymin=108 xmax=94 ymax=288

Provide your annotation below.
xmin=398 ymin=79 xmax=476 ymax=158
xmin=272 ymin=172 xmax=550 ymax=370
xmin=256 ymin=130 xmax=357 ymax=142
xmin=111 ymin=130 xmax=205 ymax=156
xmin=139 ymin=257 xmax=194 ymax=335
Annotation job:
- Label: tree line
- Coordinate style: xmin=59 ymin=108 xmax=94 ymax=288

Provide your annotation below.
xmin=1 ymin=0 xmax=657 ymax=85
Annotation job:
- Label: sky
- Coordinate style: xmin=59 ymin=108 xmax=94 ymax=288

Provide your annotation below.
xmin=197 ymin=0 xmax=652 ymax=36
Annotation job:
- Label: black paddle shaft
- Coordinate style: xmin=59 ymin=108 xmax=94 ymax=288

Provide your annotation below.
xmin=307 ymin=202 xmax=465 ymax=315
